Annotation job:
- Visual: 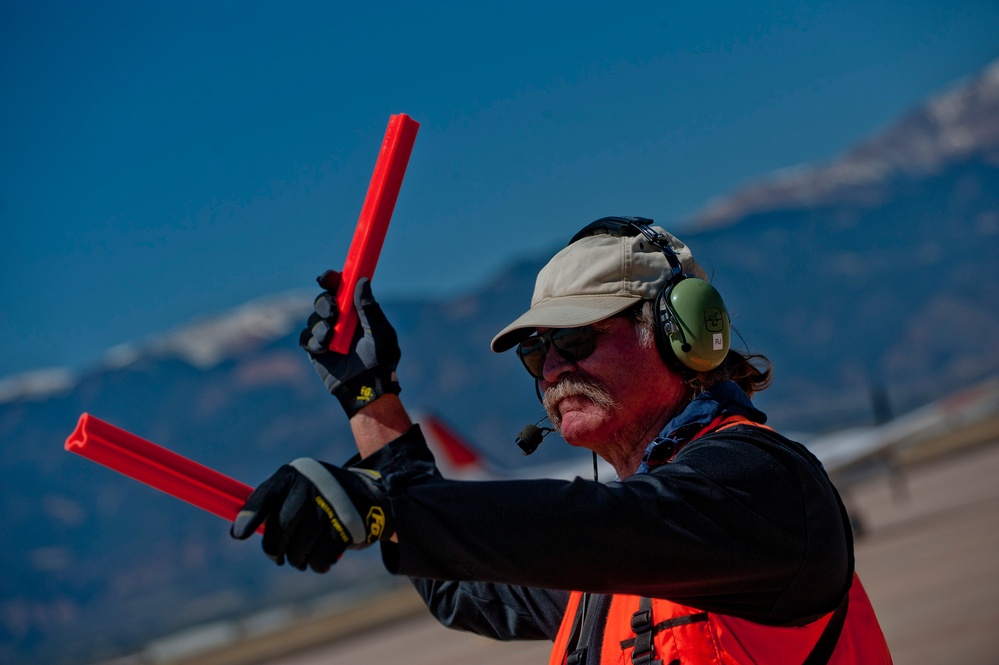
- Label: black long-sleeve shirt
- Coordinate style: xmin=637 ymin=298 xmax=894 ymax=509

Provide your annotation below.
xmin=356 ymin=421 xmax=853 ymax=642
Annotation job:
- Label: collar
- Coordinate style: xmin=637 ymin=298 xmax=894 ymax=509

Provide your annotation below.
xmin=637 ymin=381 xmax=767 ymax=474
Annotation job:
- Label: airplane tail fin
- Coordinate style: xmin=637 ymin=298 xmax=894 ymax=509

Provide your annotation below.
xmin=418 ymin=413 xmax=493 ymax=479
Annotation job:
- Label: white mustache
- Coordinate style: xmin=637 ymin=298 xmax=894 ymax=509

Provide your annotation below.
xmin=542 ymin=376 xmax=619 ymax=430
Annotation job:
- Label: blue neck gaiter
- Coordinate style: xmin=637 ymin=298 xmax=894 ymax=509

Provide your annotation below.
xmin=637 ymin=380 xmax=767 ymax=474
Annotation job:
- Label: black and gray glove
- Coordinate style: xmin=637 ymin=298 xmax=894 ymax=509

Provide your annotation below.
xmin=230 ymin=459 xmax=393 ymax=573
xmin=299 ymin=271 xmax=401 ymax=418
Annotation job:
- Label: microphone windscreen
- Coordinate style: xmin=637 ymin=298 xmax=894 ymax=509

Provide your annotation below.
xmin=515 ymin=424 xmax=543 ymax=455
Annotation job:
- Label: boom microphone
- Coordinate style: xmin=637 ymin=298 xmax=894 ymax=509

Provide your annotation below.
xmin=516 ymin=418 xmax=554 ymax=455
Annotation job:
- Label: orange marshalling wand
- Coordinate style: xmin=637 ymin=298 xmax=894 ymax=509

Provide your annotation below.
xmin=65 ymin=413 xmax=261 ymax=532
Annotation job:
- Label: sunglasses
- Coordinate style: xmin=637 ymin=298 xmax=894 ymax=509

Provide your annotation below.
xmin=516 ymin=326 xmax=597 ymax=379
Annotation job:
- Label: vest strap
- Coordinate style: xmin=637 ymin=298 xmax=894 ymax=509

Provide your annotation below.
xmin=802 ymin=590 xmax=850 ymax=665
xmin=565 ymin=593 xmax=599 ymax=665
xmin=619 ymin=611 xmax=709 ymax=649
xmin=629 ymin=597 xmax=660 ymax=665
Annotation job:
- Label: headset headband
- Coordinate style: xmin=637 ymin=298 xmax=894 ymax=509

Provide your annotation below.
xmin=569 ymin=216 xmax=684 ymax=278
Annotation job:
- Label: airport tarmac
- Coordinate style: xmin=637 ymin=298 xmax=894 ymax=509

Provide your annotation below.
xmin=245 ymin=436 xmax=999 ymax=665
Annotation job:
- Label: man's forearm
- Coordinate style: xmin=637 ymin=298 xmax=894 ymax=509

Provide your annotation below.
xmin=350 ymin=394 xmax=413 ymax=459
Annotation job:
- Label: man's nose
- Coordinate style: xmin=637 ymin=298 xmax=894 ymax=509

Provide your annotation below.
xmin=542 ymin=343 xmax=577 ymax=384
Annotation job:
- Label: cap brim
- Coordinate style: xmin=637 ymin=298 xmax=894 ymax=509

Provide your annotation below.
xmin=490 ymin=295 xmax=642 ymax=352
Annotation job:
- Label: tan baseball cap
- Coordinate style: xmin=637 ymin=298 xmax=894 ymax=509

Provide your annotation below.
xmin=491 ymin=223 xmax=707 ymax=352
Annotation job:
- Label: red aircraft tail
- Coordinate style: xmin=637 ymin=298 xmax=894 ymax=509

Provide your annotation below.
xmin=418 ymin=413 xmax=493 ymax=479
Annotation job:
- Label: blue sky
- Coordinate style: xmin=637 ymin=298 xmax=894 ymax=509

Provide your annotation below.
xmin=2 ymin=1 xmax=997 ymax=378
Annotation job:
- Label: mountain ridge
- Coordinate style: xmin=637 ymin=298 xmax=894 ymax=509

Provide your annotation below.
xmin=691 ymin=58 xmax=999 ymax=228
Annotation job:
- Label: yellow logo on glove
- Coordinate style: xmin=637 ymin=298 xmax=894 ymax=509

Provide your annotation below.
xmin=357 ymin=386 xmax=375 ymax=403
xmin=315 ymin=496 xmax=350 ymax=544
xmin=366 ymin=506 xmax=387 ymax=543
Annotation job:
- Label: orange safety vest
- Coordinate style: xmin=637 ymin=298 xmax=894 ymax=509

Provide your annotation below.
xmin=548 ymin=417 xmax=893 ymax=665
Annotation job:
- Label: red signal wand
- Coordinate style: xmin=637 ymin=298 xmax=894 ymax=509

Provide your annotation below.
xmin=65 ymin=413 xmax=262 ymax=533
xmin=329 ymin=113 xmax=419 ymax=353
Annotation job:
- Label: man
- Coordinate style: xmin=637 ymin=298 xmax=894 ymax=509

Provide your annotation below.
xmin=231 ymin=217 xmax=893 ymax=664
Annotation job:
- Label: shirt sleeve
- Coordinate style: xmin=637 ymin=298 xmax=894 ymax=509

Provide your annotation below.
xmin=402 ymin=577 xmax=568 ymax=641
xmin=361 ymin=424 xmax=851 ymax=626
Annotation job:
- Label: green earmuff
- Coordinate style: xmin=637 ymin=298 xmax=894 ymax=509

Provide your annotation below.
xmin=656 ymin=277 xmax=730 ymax=373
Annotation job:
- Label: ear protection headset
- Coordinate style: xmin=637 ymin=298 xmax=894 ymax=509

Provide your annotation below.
xmin=569 ymin=216 xmax=730 ymax=374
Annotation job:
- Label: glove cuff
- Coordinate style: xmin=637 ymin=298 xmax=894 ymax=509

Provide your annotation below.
xmin=332 ymin=372 xmax=402 ymax=418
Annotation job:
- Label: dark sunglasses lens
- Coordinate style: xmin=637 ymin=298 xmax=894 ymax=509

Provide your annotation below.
xmin=517 ymin=338 xmax=547 ymax=378
xmin=517 ymin=327 xmax=596 ymax=379
xmin=551 ymin=327 xmax=595 ymax=362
